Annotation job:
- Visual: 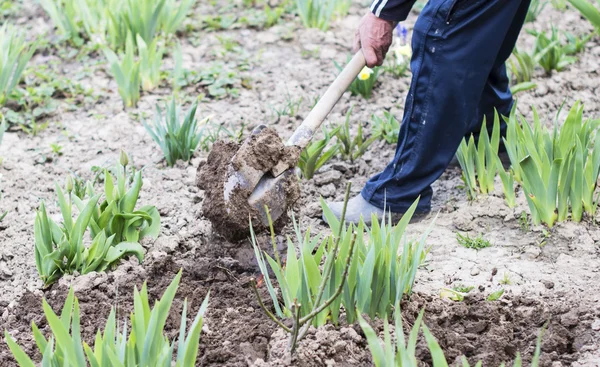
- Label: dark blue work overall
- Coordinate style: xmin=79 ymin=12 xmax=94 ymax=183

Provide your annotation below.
xmin=362 ymin=0 xmax=531 ymax=213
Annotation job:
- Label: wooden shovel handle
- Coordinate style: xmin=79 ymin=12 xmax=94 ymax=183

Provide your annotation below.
xmin=286 ymin=51 xmax=366 ymax=148
xmin=270 ymin=51 xmax=366 ymax=177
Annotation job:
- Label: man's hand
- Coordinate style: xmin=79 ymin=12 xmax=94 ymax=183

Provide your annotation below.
xmin=353 ymin=12 xmax=396 ymax=68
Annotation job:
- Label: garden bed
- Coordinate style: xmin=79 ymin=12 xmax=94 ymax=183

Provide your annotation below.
xmin=1 ymin=0 xmax=600 ymax=366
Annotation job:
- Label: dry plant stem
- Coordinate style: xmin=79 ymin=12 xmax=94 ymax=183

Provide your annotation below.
xmin=250 ymin=278 xmax=291 ymax=333
xmin=290 ymin=233 xmax=357 ymax=352
xmin=289 ymin=301 xmax=302 ymax=353
xmin=265 ymin=206 xmax=282 ymax=267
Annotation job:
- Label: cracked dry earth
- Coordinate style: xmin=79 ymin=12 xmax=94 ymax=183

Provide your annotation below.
xmin=1 ymin=1 xmax=600 ymax=366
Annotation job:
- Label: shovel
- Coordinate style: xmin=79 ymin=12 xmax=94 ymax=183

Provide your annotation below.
xmin=224 ymin=51 xmax=367 ymax=226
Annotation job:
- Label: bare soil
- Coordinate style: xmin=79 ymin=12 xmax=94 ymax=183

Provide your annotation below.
xmin=1 ymin=1 xmax=600 ymax=366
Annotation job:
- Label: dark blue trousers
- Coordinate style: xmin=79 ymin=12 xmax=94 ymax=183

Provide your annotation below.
xmin=362 ymin=0 xmax=531 ymax=213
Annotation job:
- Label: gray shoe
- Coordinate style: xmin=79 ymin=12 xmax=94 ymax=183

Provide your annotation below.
xmin=323 ymin=194 xmax=392 ymax=225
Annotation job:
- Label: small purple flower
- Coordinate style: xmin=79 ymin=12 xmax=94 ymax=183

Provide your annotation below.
xmin=395 ymin=24 xmax=408 ymax=44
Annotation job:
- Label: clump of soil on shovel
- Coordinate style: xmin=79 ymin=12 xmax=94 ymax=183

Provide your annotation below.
xmin=196 ymin=128 xmax=301 ymax=241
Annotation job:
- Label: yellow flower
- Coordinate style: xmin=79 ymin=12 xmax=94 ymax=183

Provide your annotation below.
xmin=358 ymin=67 xmax=373 ymax=81
xmin=395 ymin=44 xmax=412 ymax=59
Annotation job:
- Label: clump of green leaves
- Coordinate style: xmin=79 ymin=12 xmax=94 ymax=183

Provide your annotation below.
xmin=40 ymin=0 xmax=194 ymax=49
xmin=563 ymin=31 xmax=593 ymax=55
xmin=526 ymin=0 xmax=547 ymax=22
xmin=5 ymin=271 xmax=210 ymax=367
xmin=335 ymin=107 xmax=378 ymax=163
xmin=103 ymin=33 xmax=140 ymax=108
xmin=347 ymin=65 xmax=380 ymax=99
xmin=34 ymin=182 xmax=138 ymax=286
xmin=504 ymin=102 xmax=600 ymax=227
xmin=0 ymin=23 xmax=37 ymax=106
xmin=530 ymin=27 xmax=577 ymax=73
xmin=456 ymin=232 xmax=492 ymax=250
xmin=82 ymin=151 xmax=160 ymax=247
xmin=295 ymin=0 xmax=335 ymax=30
xmin=251 ymin=183 xmax=432 ymax=353
xmin=371 ymin=111 xmax=400 ymax=144
xmin=137 ymin=34 xmax=164 ymax=91
xmin=143 ymin=98 xmax=209 ymax=166
xmin=298 ymin=126 xmax=339 ymax=179
xmin=359 ymin=306 xmax=546 ymax=367
xmin=455 ymin=113 xmax=501 ymax=199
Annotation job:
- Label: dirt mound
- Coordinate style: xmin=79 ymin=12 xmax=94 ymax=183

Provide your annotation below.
xmin=1 ymin=254 xmax=278 ymax=367
xmin=196 ymin=129 xmax=301 ymax=241
xmin=1 ymin=255 xmax=593 ymax=367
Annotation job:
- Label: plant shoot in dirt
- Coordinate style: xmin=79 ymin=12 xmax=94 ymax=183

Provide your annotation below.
xmin=359 ymin=306 xmax=546 ymax=367
xmin=79 ymin=151 xmax=160 ymax=247
xmin=103 ymin=33 xmax=141 ymax=108
xmin=526 ymin=0 xmax=547 ymax=22
xmin=568 ymin=0 xmax=600 ymax=30
xmin=371 ymin=110 xmax=400 ymax=144
xmin=0 ymin=23 xmax=37 ymax=106
xmin=504 ymin=102 xmax=600 ymax=227
xmin=251 ymin=180 xmax=432 ymax=354
xmin=498 ymin=163 xmax=516 ymax=208
xmin=530 ymin=27 xmax=577 ymax=73
xmin=563 ymin=31 xmax=593 ymax=54
xmin=298 ymin=126 xmax=339 ymax=179
xmin=487 ymin=288 xmax=505 ymax=301
xmin=34 ymin=181 xmax=140 ymax=286
xmin=455 ymin=113 xmax=501 ymax=199
xmin=323 ymin=197 xmax=433 ymax=324
xmin=295 ymin=0 xmax=335 ymax=31
xmin=5 ymin=271 xmax=210 ymax=367
xmin=335 ymin=107 xmax=378 ymax=163
xmin=250 ymin=183 xmax=357 ymax=353
xmin=456 ymin=232 xmax=492 ymax=250
xmin=137 ymin=34 xmax=164 ymax=92
xmin=144 ymin=98 xmax=209 ymax=167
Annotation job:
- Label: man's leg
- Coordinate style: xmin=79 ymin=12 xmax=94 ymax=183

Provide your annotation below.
xmin=465 ymin=0 xmax=531 ymax=142
xmin=357 ymin=0 xmax=529 ymax=216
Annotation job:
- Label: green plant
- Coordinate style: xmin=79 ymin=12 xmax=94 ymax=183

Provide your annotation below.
xmin=563 ymin=31 xmax=593 ymax=54
xmin=568 ymin=0 xmax=600 ymax=29
xmin=295 ymin=0 xmax=336 ymax=30
xmin=298 ymin=126 xmax=339 ymax=179
xmin=500 ymin=272 xmax=512 ymax=285
xmin=143 ymin=98 xmax=208 ymax=166
xmin=504 ymin=102 xmax=600 ymax=227
xmin=552 ymin=0 xmax=567 ymax=9
xmin=79 ymin=151 xmax=160 ymax=247
xmin=103 ymin=33 xmax=141 ymax=108
xmin=498 ymin=164 xmax=516 ymax=208
xmin=50 ymin=143 xmax=63 ymax=156
xmin=251 ymin=184 xmax=356 ymax=353
xmin=530 ymin=27 xmax=577 ymax=73
xmin=455 ymin=113 xmax=501 ymax=199
xmin=371 ymin=111 xmax=400 ymax=144
xmin=359 ymin=306 xmax=546 ymax=367
xmin=507 ymin=42 xmax=562 ymax=85
xmin=5 ymin=271 xmax=210 ymax=367
xmin=526 ymin=0 xmax=547 ymax=22
xmin=519 ymin=211 xmax=530 ymax=231
xmin=487 ymin=288 xmax=505 ymax=301
xmin=34 ymin=180 xmax=142 ymax=286
xmin=137 ymin=34 xmax=164 ymax=91
xmin=346 ymin=65 xmax=380 ymax=99
xmin=333 ymin=0 xmax=351 ymax=17
xmin=252 ymin=184 xmax=432 ymax=352
xmin=0 ymin=23 xmax=37 ymax=106
xmin=456 ymin=232 xmax=492 ymax=250
xmin=335 ymin=107 xmax=378 ymax=162
xmin=39 ymin=0 xmax=83 ymax=45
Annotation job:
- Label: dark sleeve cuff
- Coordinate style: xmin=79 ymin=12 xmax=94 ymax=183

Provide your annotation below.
xmin=371 ymin=0 xmax=417 ymax=22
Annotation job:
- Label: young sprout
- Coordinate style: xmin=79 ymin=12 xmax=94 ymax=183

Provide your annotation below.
xmin=5 ymin=271 xmax=210 ymax=366
xmin=456 ymin=232 xmax=492 ymax=250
